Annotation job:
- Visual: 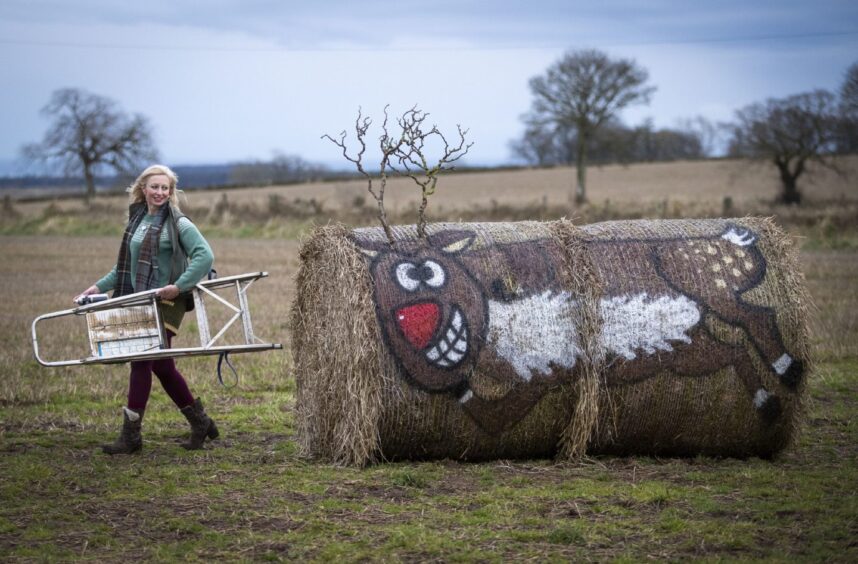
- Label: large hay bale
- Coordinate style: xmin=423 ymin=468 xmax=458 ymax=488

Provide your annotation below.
xmin=292 ymin=218 xmax=810 ymax=465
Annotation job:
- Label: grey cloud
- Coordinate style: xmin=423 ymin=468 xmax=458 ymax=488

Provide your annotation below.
xmin=5 ymin=0 xmax=855 ymax=51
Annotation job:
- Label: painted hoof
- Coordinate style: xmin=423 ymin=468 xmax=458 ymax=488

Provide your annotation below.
xmin=754 ymin=389 xmax=782 ymax=424
xmin=780 ymin=359 xmax=804 ymax=390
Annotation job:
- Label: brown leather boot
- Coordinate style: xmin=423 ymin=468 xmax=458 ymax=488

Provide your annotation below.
xmin=102 ymin=407 xmax=143 ymax=455
xmin=179 ymin=398 xmax=219 ymax=450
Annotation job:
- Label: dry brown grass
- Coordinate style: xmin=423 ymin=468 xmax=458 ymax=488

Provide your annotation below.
xmin=803 ymin=250 xmax=858 ymax=360
xmin=9 ymin=156 xmax=857 ymax=220
xmin=0 ymin=236 xmax=298 ymax=405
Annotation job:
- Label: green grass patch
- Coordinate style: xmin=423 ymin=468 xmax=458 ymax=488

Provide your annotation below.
xmin=1 ymin=364 xmax=856 ymax=561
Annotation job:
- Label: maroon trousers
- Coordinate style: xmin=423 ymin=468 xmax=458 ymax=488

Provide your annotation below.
xmin=127 ymin=331 xmax=195 ymax=412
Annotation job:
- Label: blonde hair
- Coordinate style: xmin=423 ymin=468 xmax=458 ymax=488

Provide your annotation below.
xmin=127 ymin=164 xmax=182 ymax=210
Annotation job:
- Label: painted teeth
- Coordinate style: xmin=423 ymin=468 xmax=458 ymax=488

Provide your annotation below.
xmin=445 ymin=350 xmax=464 ymax=363
xmin=424 ymin=307 xmax=468 ymax=368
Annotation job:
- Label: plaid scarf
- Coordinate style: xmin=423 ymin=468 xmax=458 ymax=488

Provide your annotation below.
xmin=113 ymin=204 xmax=171 ymax=297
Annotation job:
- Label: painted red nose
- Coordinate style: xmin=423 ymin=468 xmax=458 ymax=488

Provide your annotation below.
xmin=396 ymin=302 xmax=440 ymax=350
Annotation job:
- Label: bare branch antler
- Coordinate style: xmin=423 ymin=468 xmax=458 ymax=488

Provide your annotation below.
xmin=323 ymin=105 xmax=472 ymax=243
xmin=322 ymin=107 xmax=395 ymax=243
xmin=391 ymin=107 xmax=472 ymax=238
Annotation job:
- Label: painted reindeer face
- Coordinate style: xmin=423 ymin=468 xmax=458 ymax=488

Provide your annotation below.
xmin=353 ymin=230 xmax=486 ymax=393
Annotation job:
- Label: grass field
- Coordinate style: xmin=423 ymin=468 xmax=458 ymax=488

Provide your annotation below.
xmin=1 ymin=160 xmax=857 ymax=560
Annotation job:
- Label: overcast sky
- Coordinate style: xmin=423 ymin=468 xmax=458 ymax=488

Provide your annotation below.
xmin=1 ymin=0 xmax=856 ymax=173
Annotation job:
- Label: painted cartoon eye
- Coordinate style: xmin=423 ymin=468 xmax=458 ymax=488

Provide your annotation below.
xmin=422 ymin=260 xmax=445 ymax=288
xmin=395 ymin=262 xmax=420 ymax=292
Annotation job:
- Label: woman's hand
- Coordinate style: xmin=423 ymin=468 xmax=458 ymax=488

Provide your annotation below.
xmin=156 ymin=284 xmax=181 ymax=300
xmin=73 ymin=285 xmax=100 ymax=304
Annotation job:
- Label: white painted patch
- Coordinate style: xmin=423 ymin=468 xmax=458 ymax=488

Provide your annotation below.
xmin=754 ymin=388 xmax=771 ymax=409
xmin=487 ymin=291 xmax=580 ymax=381
xmin=600 ymin=293 xmax=701 ymax=360
xmin=721 ymin=226 xmax=757 ymax=247
xmin=772 ymin=353 xmax=793 ymax=376
xmin=486 ymin=291 xmax=701 ymax=378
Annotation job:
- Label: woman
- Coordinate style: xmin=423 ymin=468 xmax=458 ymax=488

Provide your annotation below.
xmin=74 ymin=164 xmax=218 ymax=454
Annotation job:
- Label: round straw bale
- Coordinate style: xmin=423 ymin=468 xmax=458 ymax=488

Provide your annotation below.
xmin=292 ymin=218 xmax=810 ymax=465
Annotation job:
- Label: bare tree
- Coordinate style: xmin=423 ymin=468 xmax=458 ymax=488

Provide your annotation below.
xmin=509 ymin=122 xmax=560 ymax=167
xmin=631 ymin=120 xmax=703 ymax=162
xmin=509 ymin=119 xmax=578 ymax=167
xmin=727 ymin=90 xmax=840 ymax=205
xmin=525 ymin=49 xmax=655 ymax=204
xmin=21 ymin=88 xmax=158 ymax=201
xmin=323 ymin=105 xmax=471 ymax=243
xmin=837 ymin=61 xmax=858 ymax=154
xmin=677 ymin=115 xmax=719 ymax=157
xmin=510 ymin=117 xmax=704 ymax=166
xmin=841 ymin=61 xmax=858 ymax=117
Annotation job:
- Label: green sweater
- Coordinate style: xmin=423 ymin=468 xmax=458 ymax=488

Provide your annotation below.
xmin=96 ymin=214 xmax=214 ymax=294
xmin=95 ymin=213 xmax=213 ymax=334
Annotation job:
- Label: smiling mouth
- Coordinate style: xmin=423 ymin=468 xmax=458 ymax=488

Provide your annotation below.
xmin=424 ymin=308 xmax=468 ymax=368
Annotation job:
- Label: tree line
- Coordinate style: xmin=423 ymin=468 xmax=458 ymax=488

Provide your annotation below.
xmin=510 ymin=116 xmax=711 ymax=168
xmin=512 ymin=50 xmax=857 ymax=205
xmin=19 ymin=53 xmax=858 ymax=206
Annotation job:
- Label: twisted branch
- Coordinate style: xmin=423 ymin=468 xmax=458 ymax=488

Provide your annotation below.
xmin=323 ymin=105 xmax=472 ymax=243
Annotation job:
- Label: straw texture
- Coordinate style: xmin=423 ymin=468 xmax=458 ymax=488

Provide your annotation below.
xmin=292 ymin=224 xmax=385 ymax=465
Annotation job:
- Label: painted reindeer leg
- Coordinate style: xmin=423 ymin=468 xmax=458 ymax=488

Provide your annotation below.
xmin=705 ymin=299 xmax=803 ymax=390
xmin=455 ymin=351 xmax=572 ymax=435
xmin=676 ymin=327 xmax=782 ymax=423
xmin=606 ymin=326 xmax=782 ymax=423
xmin=653 ymin=225 xmax=804 ymax=392
xmin=456 ymin=379 xmax=560 ymax=435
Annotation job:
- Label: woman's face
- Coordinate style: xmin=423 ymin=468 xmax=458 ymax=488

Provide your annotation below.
xmin=143 ymin=174 xmax=172 ymax=211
